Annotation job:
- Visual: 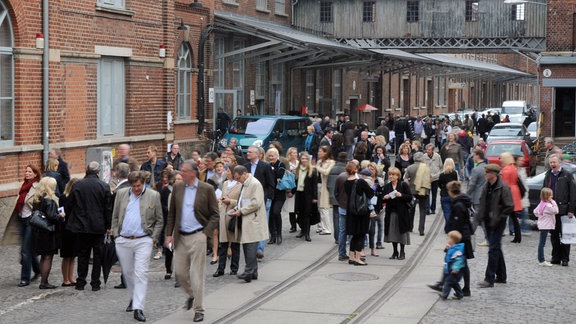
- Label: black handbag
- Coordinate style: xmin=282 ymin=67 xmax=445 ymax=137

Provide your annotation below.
xmin=517 ymin=177 xmax=527 ymax=197
xmin=348 ymin=180 xmax=369 ymax=216
xmin=228 ymin=215 xmax=242 ymax=232
xmin=29 ymin=209 xmax=55 ymax=232
xmin=406 ymin=196 xmax=418 ymax=210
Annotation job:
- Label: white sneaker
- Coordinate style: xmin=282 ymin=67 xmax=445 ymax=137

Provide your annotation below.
xmin=477 ymin=241 xmax=489 ymax=247
xmin=539 ymin=261 xmax=553 ymax=267
xmin=153 ymin=251 xmax=162 ymax=260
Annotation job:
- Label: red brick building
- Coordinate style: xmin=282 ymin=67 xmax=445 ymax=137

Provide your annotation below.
xmin=0 ymin=1 xmax=211 ymax=228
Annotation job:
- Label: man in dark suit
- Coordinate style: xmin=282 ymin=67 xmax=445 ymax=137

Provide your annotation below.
xmin=66 ymin=161 xmax=112 ymax=292
xmin=244 ymin=145 xmax=275 ymax=259
xmin=165 ymin=160 xmax=219 ymax=323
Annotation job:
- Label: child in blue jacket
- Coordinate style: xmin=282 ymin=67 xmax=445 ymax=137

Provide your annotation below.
xmin=441 ymin=230 xmax=467 ymax=300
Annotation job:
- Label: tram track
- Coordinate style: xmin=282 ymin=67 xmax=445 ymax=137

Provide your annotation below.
xmin=212 ymin=212 xmax=444 ymax=324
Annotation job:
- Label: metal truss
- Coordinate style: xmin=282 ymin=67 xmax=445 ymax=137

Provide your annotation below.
xmin=338 ymin=37 xmax=546 ymax=53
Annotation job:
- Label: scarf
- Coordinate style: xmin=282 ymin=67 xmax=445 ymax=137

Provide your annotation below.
xmin=297 ymin=166 xmax=308 ymax=191
xmin=16 ymin=179 xmax=35 ymax=212
xmin=414 ymin=162 xmax=431 ymax=196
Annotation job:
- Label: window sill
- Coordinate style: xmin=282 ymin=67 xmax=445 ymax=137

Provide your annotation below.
xmin=95 ymin=4 xmax=135 ymax=17
xmin=174 ymin=119 xmax=199 ymax=125
xmin=256 ymin=8 xmax=271 ymax=14
xmin=222 ymin=0 xmax=239 ymax=7
xmin=275 ymin=12 xmax=288 ymax=18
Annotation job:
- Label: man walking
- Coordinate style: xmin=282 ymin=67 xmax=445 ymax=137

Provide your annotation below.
xmin=422 ymin=144 xmax=442 ymax=215
xmin=111 ymin=171 xmax=163 ymax=322
xmin=544 ymin=154 xmax=576 ymax=266
xmin=229 ymin=166 xmax=269 ymax=282
xmin=477 ymin=164 xmax=514 ymax=288
xmin=467 ymin=149 xmax=488 ymax=246
xmin=165 ymin=160 xmax=219 ymax=322
xmin=66 ymin=161 xmax=112 ymax=291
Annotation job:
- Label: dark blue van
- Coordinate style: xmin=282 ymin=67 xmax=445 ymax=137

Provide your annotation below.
xmin=220 ymin=115 xmax=311 ymax=153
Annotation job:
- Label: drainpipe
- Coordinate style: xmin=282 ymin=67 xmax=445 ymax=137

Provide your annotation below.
xmin=42 ymin=0 xmax=49 ymax=164
xmin=197 ymin=24 xmax=213 ymax=134
xmin=291 ymin=0 xmax=299 ymax=26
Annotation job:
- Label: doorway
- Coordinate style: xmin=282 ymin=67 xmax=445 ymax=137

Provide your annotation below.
xmin=554 ymin=88 xmax=575 ymax=138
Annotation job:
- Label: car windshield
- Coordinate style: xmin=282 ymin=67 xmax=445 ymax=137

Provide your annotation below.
xmin=230 ymin=118 xmax=275 ymax=135
xmin=489 ymin=126 xmax=522 ymax=137
xmin=502 ymin=106 xmax=523 ymax=115
xmin=486 ymin=143 xmax=524 ymax=156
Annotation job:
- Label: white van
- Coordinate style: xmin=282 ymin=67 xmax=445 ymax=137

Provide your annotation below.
xmin=502 ymin=100 xmax=528 ymax=116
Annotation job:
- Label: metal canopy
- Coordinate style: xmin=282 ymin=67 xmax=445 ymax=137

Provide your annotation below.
xmin=214 ymin=12 xmax=535 ymax=83
xmin=214 ymin=11 xmax=370 ymax=66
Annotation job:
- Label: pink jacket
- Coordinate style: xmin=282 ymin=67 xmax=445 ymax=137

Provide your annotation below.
xmin=534 ymin=200 xmax=559 ymax=230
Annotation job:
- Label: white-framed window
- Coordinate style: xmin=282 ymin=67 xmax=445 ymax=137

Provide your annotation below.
xmin=332 ymin=69 xmax=342 ymax=112
xmin=0 ymin=3 xmax=14 ymax=144
xmin=98 ymin=57 xmax=125 ymax=137
xmin=177 ymin=43 xmax=193 ymax=120
xmin=407 ymin=1 xmax=419 ymax=23
xmin=363 ymin=1 xmax=375 ymax=23
xmin=305 ymin=70 xmax=315 ymax=110
xmin=256 ymin=0 xmax=268 ymax=11
xmin=214 ymin=38 xmax=225 ymax=89
xmin=255 ymin=61 xmax=266 ymax=99
xmin=465 ymin=0 xmax=479 ymax=22
xmin=97 ymin=0 xmax=125 ymax=10
xmin=320 ymin=2 xmax=333 ymax=23
xmin=233 ymin=39 xmax=244 ymax=106
xmin=511 ymin=4 xmax=525 ymax=21
xmin=269 ymin=60 xmax=283 ymax=114
xmin=275 ymin=0 xmax=286 ymax=15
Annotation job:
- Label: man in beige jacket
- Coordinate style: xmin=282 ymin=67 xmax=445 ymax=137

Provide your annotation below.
xmin=229 ymin=165 xmax=269 ymax=283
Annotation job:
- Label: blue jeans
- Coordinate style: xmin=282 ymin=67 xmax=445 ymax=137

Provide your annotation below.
xmin=538 ymin=230 xmax=549 ymax=263
xmin=442 ymin=271 xmax=464 ymax=298
xmin=520 ymin=208 xmax=531 ymax=232
xmin=332 ymin=206 xmax=339 ymax=243
xmin=485 ymin=219 xmax=507 ymax=284
xmin=441 ymin=196 xmax=452 ymax=233
xmin=257 ymin=198 xmax=272 ymax=253
xmin=338 ymin=212 xmax=348 ymax=258
xmin=18 ymin=217 xmax=40 ymax=283
xmin=376 ymin=217 xmax=383 ymax=246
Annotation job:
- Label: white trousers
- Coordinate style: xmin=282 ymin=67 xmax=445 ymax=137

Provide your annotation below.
xmin=319 ymin=207 xmax=333 ymax=234
xmin=115 ymin=236 xmax=153 ymax=310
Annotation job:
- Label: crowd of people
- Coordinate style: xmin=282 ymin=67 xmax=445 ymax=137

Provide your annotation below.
xmin=3 ymin=108 xmax=573 ymax=321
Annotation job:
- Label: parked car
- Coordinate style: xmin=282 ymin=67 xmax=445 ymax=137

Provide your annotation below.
xmin=486 ymin=123 xmax=531 ymax=144
xmin=485 ymin=139 xmax=537 ymax=176
xmin=526 ymin=163 xmax=576 ymax=217
xmin=221 ymin=115 xmax=311 ymax=153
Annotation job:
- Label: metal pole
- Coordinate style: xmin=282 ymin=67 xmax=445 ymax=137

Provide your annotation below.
xmin=42 ymin=0 xmax=49 ymax=164
xmin=197 ymin=24 xmax=213 ymax=134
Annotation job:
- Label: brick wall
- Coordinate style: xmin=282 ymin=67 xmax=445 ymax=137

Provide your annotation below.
xmin=547 ymin=0 xmax=576 ymax=52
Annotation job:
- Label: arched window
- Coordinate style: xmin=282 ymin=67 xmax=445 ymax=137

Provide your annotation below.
xmin=177 ymin=43 xmax=193 ymax=120
xmin=0 ymin=1 xmax=13 ymax=144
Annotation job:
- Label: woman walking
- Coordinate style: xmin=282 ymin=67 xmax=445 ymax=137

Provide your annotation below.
xmin=266 ymin=148 xmax=287 ymax=244
xmin=59 ymin=178 xmax=79 ymax=287
xmin=382 ymin=167 xmax=413 ymax=260
xmin=294 ymin=152 xmax=318 ymax=242
xmin=499 ymin=152 xmax=523 ymax=243
xmin=315 ymin=146 xmax=336 ymax=236
xmin=439 ymin=158 xmax=458 ymax=233
xmin=284 ymin=147 xmax=299 ymax=233
xmin=345 ymin=165 xmax=375 ymax=265
xmin=32 ymin=177 xmax=66 ymax=289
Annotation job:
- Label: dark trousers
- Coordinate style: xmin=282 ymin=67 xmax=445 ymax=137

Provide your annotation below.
xmin=427 ymin=181 xmax=439 ymax=212
xmin=442 ymin=271 xmax=464 ymax=298
xmin=551 ymin=214 xmax=571 ymax=263
xmin=242 ymin=242 xmax=259 ymax=276
xmin=268 ymin=199 xmax=285 ymax=237
xmin=163 ymin=247 xmax=174 ymax=274
xmin=18 ymin=217 xmax=40 ymax=283
xmin=509 ymin=212 xmax=522 ymax=242
xmin=484 ymin=219 xmax=507 ymax=284
xmin=416 ymin=195 xmax=428 ymax=235
xmin=289 ymin=212 xmax=298 ymax=230
xmin=217 ymin=242 xmax=240 ymax=273
xmin=75 ymin=233 xmax=103 ymax=288
xmin=350 ymin=234 xmax=364 ymax=252
xmin=333 ymin=206 xmax=340 ymax=243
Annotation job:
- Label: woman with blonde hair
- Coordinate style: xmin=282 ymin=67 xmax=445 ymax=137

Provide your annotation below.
xmin=315 ymin=146 xmax=336 ymax=236
xmin=395 ymin=143 xmax=412 ymax=178
xmin=32 ymin=177 xmax=65 ymax=289
xmin=293 ymin=152 xmax=318 ymax=241
xmin=438 ymin=158 xmax=458 ymax=233
xmin=284 ymin=147 xmax=299 ymax=233
xmin=500 ymin=152 xmax=523 ymax=243
xmin=44 ymin=158 xmax=65 ymax=198
xmin=382 ymin=167 xmax=413 ymax=260
xmin=59 ymin=178 xmax=79 ymax=287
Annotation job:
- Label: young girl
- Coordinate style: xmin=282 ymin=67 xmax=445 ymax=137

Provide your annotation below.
xmin=533 ymin=187 xmax=558 ymax=266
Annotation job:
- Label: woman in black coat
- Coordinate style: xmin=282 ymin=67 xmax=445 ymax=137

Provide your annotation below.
xmin=294 ymin=152 xmax=318 ymax=242
xmin=32 ymin=177 xmax=65 ymax=289
xmin=382 ymin=167 xmax=413 ymax=260
xmin=446 ymin=180 xmax=474 ymax=296
xmin=345 ymin=164 xmax=375 ymax=266
xmin=266 ymin=148 xmax=286 ymax=245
